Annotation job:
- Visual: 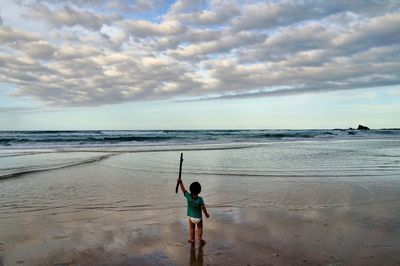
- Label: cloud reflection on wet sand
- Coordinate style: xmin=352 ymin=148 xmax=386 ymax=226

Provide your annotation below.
xmin=2 ymin=203 xmax=400 ymax=265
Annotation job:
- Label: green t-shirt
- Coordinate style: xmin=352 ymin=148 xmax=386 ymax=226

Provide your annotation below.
xmin=184 ymin=191 xmax=204 ymax=219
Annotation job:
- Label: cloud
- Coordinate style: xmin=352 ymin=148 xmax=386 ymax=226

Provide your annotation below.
xmin=238 ymin=23 xmax=334 ymax=63
xmin=333 ymin=13 xmax=400 ymax=52
xmin=34 ymin=0 xmax=164 ymax=13
xmin=166 ymin=0 xmax=240 ymax=25
xmin=231 ymin=0 xmax=400 ymax=32
xmin=232 ymin=1 xmax=315 ymax=32
xmin=0 ymin=47 xmax=205 ymax=106
xmin=12 ymin=41 xmax=57 ymax=60
xmin=172 ymin=31 xmax=266 ymax=58
xmin=34 ymin=0 xmax=104 ymax=6
xmin=0 ymin=0 xmax=399 ymax=106
xmin=236 ymin=12 xmax=400 ymax=65
xmin=28 ymin=4 xmax=121 ymax=31
xmin=55 ymin=44 xmax=100 ymax=60
xmin=149 ymin=28 xmax=220 ymax=51
xmin=168 ymin=0 xmax=206 ymax=13
xmin=106 ymin=0 xmax=164 ymax=13
xmin=199 ymin=42 xmax=400 ymax=99
xmin=0 ymin=25 xmax=39 ymax=43
xmin=123 ymin=19 xmax=185 ymax=38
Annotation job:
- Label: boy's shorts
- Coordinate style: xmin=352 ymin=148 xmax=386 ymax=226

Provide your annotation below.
xmin=189 ymin=217 xmax=202 ymax=224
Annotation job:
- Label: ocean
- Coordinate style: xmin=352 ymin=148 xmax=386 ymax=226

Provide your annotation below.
xmin=0 ymin=129 xmax=400 ymax=178
xmin=1 ymin=129 xmax=400 ymax=148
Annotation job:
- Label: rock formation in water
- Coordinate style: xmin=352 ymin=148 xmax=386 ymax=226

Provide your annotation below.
xmin=357 ymin=124 xmax=370 ymax=130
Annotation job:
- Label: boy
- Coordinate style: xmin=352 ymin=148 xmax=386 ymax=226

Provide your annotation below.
xmin=178 ymin=180 xmax=210 ymax=244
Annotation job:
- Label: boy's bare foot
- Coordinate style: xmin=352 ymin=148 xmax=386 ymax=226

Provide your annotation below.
xmin=188 ymin=239 xmax=195 ymax=244
xmin=199 ymin=239 xmax=206 ymax=244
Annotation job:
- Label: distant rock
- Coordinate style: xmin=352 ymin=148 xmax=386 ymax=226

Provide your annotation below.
xmin=357 ymin=124 xmax=370 ymax=130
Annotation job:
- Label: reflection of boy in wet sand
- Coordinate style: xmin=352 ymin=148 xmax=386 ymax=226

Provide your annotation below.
xmin=178 ymin=180 xmax=210 ymax=244
xmin=190 ymin=241 xmax=205 ymax=266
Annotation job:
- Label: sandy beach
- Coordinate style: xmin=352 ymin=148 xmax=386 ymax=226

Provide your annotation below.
xmin=1 ymin=139 xmax=400 ymax=265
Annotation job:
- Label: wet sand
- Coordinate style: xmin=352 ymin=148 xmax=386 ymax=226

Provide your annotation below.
xmin=1 ymin=141 xmax=400 ymax=265
xmin=2 ymin=200 xmax=400 ymax=265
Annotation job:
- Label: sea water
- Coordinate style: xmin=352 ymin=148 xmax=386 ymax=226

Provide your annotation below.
xmin=1 ymin=130 xmax=399 ymax=213
xmin=1 ymin=129 xmax=399 ymax=149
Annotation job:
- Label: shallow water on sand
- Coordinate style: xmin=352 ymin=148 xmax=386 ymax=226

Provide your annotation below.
xmin=1 ymin=139 xmax=400 ymax=265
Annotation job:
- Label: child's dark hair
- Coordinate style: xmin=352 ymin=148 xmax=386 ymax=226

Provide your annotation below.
xmin=189 ymin=182 xmax=201 ymax=195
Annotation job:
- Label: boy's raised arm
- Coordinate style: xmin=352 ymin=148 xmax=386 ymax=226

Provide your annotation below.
xmin=179 ymin=180 xmax=187 ymax=194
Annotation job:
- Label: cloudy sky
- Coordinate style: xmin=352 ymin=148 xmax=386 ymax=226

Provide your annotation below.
xmin=0 ymin=0 xmax=399 ymax=129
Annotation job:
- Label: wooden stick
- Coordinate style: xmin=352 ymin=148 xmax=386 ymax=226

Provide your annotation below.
xmin=175 ymin=153 xmax=184 ymax=193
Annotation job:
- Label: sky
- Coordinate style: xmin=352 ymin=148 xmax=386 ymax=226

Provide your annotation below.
xmin=0 ymin=0 xmax=399 ymax=130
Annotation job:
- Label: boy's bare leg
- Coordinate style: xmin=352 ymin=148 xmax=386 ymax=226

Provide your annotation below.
xmin=197 ymin=220 xmax=205 ymax=243
xmin=188 ymin=219 xmax=195 ymax=244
